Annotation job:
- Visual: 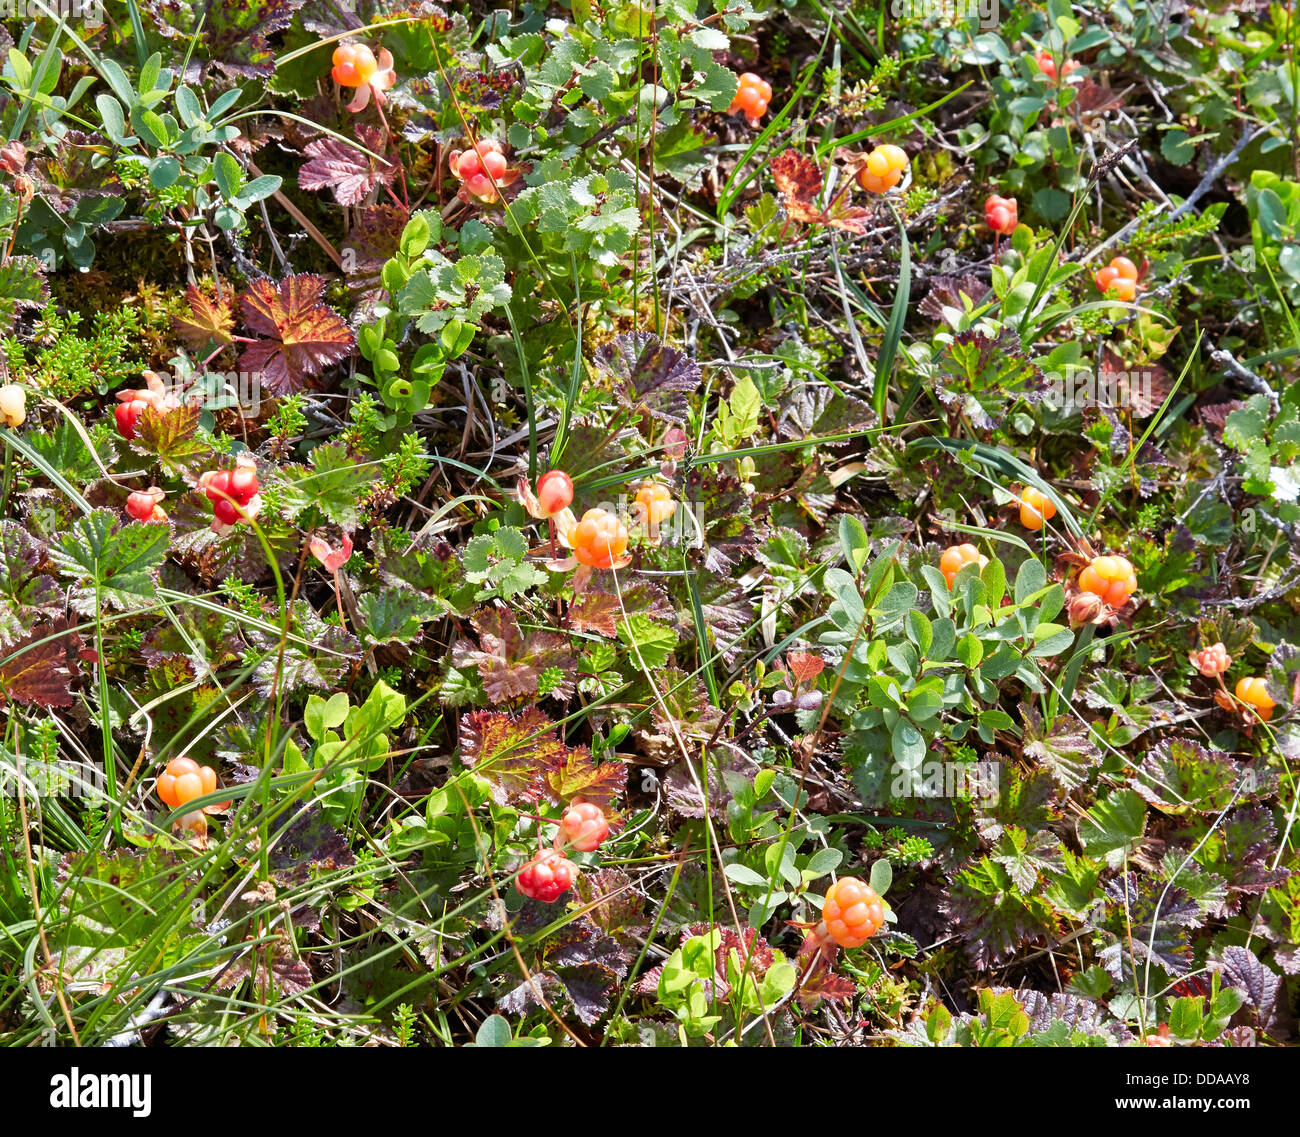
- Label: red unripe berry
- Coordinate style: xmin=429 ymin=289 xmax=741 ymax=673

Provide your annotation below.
xmin=229 ymin=466 xmax=259 ymax=504
xmin=821 ymin=878 xmax=885 ymax=948
xmin=126 ymin=491 xmax=158 ymax=522
xmin=115 ymin=399 xmax=148 ymax=440
xmin=516 ymin=848 xmax=579 ymax=903
xmin=557 ymin=801 xmax=609 ymax=852
xmin=985 ymin=194 xmax=1018 ymax=235
xmin=212 ymin=498 xmax=240 ymax=526
xmin=536 ymin=470 xmax=574 ymax=516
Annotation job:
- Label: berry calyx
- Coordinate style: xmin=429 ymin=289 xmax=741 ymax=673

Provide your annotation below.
xmin=633 ymin=482 xmax=676 ymax=527
xmin=728 ymin=72 xmax=773 ymax=126
xmin=156 ymin=756 xmax=218 ymax=810
xmin=556 ymin=801 xmax=609 ymax=853
xmin=857 ymin=143 xmax=909 ymax=194
xmin=1094 ymin=255 xmax=1140 ymax=302
xmin=0 ymin=383 xmax=26 ymax=427
xmin=516 ymin=848 xmax=579 ymax=903
xmin=820 ymin=878 xmax=885 ymax=948
xmin=1017 ymin=486 xmax=1057 ymax=530
xmin=1077 ymin=554 xmax=1137 ymax=607
xmin=984 ymin=194 xmax=1018 ymax=236
xmin=536 ymin=470 xmax=574 ymax=517
xmin=570 ymin=507 xmax=629 ymax=570
xmin=1235 ymin=677 xmax=1277 ymax=721
xmin=1189 ymin=642 xmax=1231 ymax=678
xmin=330 ymin=42 xmax=377 ymax=88
xmin=939 ymin=543 xmax=988 ymax=589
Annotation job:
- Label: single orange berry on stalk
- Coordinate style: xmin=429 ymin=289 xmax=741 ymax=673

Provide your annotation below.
xmin=1018 ymin=486 xmax=1057 ymax=530
xmin=1235 ymin=677 xmax=1277 ymax=721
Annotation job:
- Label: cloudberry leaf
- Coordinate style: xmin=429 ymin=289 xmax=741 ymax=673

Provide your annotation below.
xmin=357 ymin=585 xmax=442 ymax=646
xmin=237 ymin=274 xmax=354 ymax=396
xmin=451 ymin=605 xmax=576 ymax=703
xmin=277 ymin=442 xmax=378 ymax=529
xmin=545 ymin=746 xmax=625 ymax=811
xmin=595 ymin=331 xmax=701 ymax=425
xmin=0 ymin=255 xmax=48 ymax=335
xmin=459 ymin=707 xmax=566 ymax=805
xmin=568 ymin=591 xmax=620 ymax=637
xmin=48 ymin=509 xmax=170 ymax=614
xmin=0 ymin=618 xmax=80 ymax=706
xmin=246 ymin=600 xmax=360 ymax=696
xmin=0 ymin=522 xmax=61 ymax=647
xmin=1130 ymin=738 xmax=1240 ymax=815
xmin=298 ymin=125 xmax=398 ymax=207
xmin=132 ymin=404 xmax=207 ymax=475
xmin=139 ymin=0 xmax=305 ymax=80
xmin=1078 ymin=788 xmax=1146 ymax=870
xmin=176 ymin=284 xmax=234 ymax=353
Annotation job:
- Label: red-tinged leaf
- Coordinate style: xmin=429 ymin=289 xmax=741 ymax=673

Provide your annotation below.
xmin=568 ymin=591 xmax=620 ymax=637
xmin=544 ymin=746 xmax=626 ymax=811
xmin=771 ymin=149 xmax=826 ymax=225
xmin=826 ymin=191 xmax=873 ymax=235
xmin=0 ymin=619 xmax=80 ymax=706
xmin=237 ymin=274 xmax=355 ymax=396
xmin=451 ymin=606 xmax=576 ymax=703
xmin=176 ymin=284 xmax=234 ymax=352
xmin=459 ymin=708 xmax=567 ymax=805
xmin=132 ymin=404 xmax=207 ymax=474
xmin=299 ymin=125 xmax=398 ymax=207
xmin=786 ymin=651 xmax=826 ymax=684
xmin=796 ymin=967 xmax=858 ymax=1009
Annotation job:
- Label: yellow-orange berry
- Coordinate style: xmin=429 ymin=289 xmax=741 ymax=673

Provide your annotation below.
xmin=1077 ymin=555 xmax=1137 ymax=607
xmin=634 ymin=482 xmax=676 ymax=527
xmin=821 ymin=878 xmax=885 ymax=948
xmin=331 ymin=43 xmax=377 ymax=88
xmin=1018 ymin=486 xmax=1057 ymax=530
xmin=939 ymin=543 xmax=987 ymax=589
xmin=156 ymin=756 xmax=217 ymax=810
xmin=857 ymin=144 xmax=908 ymax=194
xmin=570 ymin=508 xmax=629 ymax=570
xmin=1235 ymin=677 xmax=1277 ymax=721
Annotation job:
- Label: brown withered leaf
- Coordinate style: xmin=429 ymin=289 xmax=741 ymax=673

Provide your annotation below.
xmin=771 ymin=149 xmax=824 ymax=224
xmin=569 ymin=591 xmax=620 ymax=637
xmin=451 ymin=605 xmax=576 ymax=702
xmin=0 ymin=619 xmax=80 ymax=706
xmin=772 ymin=149 xmax=870 ymax=234
xmin=459 ymin=707 xmax=568 ymax=805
